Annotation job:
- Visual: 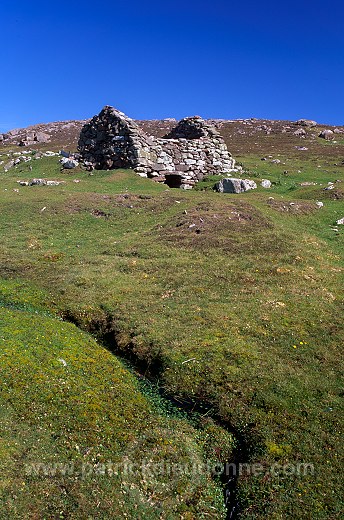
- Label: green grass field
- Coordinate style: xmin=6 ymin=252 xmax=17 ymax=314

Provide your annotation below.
xmin=0 ymin=150 xmax=343 ymax=518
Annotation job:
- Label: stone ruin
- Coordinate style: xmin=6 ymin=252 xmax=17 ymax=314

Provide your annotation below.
xmin=78 ymin=106 xmax=239 ymax=188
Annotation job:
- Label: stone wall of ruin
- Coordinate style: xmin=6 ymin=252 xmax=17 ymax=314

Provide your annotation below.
xmin=78 ymin=106 xmax=238 ymax=188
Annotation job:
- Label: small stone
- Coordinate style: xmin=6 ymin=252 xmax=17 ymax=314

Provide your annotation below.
xmin=4 ymin=160 xmax=15 ymax=171
xmin=46 ymin=180 xmax=63 ymax=186
xmin=30 ymin=178 xmax=47 ymax=186
xmin=261 ymin=179 xmax=271 ymax=188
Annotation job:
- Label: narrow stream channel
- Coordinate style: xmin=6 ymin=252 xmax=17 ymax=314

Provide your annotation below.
xmin=62 ymin=310 xmax=247 ymax=519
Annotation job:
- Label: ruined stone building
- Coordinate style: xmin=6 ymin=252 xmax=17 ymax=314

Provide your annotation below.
xmin=78 ymin=106 xmax=239 ymax=188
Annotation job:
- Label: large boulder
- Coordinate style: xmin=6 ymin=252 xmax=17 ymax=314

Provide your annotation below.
xmin=319 ymin=129 xmax=334 ymax=140
xmin=216 ymin=178 xmax=257 ymax=194
xmin=294 ymin=128 xmax=306 ymax=136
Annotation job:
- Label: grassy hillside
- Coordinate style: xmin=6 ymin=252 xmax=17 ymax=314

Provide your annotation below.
xmin=0 ymin=139 xmax=343 ymax=518
xmin=0 ymin=280 xmax=228 ymax=519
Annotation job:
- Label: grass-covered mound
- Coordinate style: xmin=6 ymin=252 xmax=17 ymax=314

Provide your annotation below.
xmin=0 ymin=148 xmax=343 ymax=518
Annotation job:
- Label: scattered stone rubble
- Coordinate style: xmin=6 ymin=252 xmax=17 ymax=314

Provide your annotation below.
xmin=17 ymin=178 xmax=64 ymax=186
xmin=78 ymin=106 xmax=240 ymax=189
xmin=1 ymin=150 xmax=59 ymax=172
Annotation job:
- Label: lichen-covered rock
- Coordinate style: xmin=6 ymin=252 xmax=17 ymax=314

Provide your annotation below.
xmin=78 ymin=106 xmax=240 ymax=188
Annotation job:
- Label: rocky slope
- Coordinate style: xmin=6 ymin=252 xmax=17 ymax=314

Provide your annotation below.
xmin=1 ymin=115 xmax=343 ymax=165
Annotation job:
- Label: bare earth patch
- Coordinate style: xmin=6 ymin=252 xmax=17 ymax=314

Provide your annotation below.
xmin=157 ymin=201 xmax=277 ymax=252
xmin=321 ymin=188 xmax=344 ymax=200
xmin=267 ymin=198 xmax=318 ymax=214
xmin=63 ymin=193 xmax=183 ymax=216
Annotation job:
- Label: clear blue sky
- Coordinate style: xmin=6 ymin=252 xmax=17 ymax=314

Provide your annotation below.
xmin=1 ymin=0 xmax=343 ymax=131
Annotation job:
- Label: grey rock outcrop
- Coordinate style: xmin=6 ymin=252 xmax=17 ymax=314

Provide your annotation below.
xmin=19 ymin=131 xmax=51 ymax=146
xmin=78 ymin=106 xmax=239 ymax=188
xmin=296 ymin=119 xmax=317 ymax=127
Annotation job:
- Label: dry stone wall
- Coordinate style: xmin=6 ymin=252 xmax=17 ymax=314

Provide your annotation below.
xmin=78 ymin=106 xmax=240 ymax=188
